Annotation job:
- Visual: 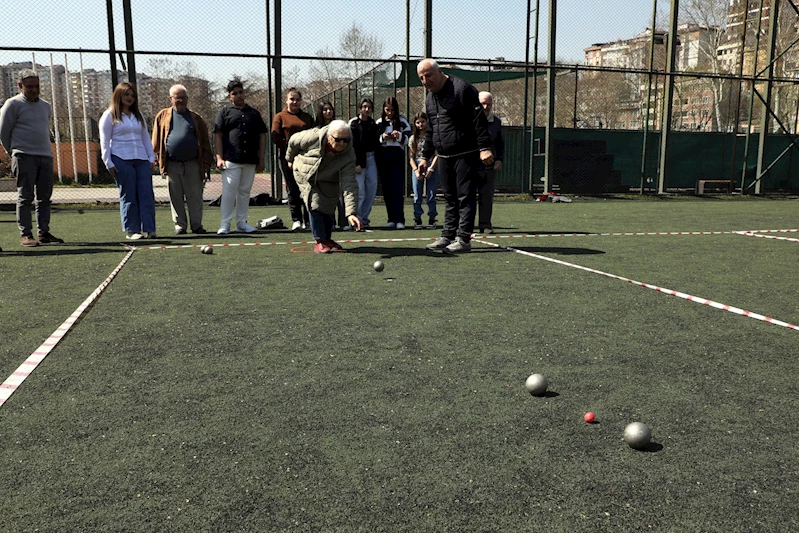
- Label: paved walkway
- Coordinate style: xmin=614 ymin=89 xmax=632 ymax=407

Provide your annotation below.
xmin=0 ymin=174 xmax=279 ymax=205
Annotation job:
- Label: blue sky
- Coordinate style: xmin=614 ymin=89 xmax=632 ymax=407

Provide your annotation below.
xmin=1 ymin=0 xmax=663 ymax=83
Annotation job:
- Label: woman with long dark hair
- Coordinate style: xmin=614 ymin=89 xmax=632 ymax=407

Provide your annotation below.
xmin=348 ymin=97 xmax=379 ymax=230
xmin=99 ymin=82 xmax=157 ymax=240
xmin=375 ymin=96 xmax=411 ymax=229
xmin=316 ymin=100 xmax=335 ymax=127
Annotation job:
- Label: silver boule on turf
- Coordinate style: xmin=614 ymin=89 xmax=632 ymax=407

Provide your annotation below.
xmin=624 ymin=422 xmax=652 ymax=450
xmin=524 ymin=373 xmax=548 ymax=396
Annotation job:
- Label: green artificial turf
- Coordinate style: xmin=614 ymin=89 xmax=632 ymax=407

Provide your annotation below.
xmin=1 ymin=198 xmax=798 ymax=531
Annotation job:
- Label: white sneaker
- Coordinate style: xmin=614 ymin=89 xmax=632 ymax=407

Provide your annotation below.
xmin=217 ymin=226 xmax=230 ymax=235
xmin=291 ymin=220 xmax=303 ymax=231
xmin=386 ymin=222 xmax=396 ymax=229
xmin=426 ymin=236 xmax=452 ymax=250
xmin=126 ymin=232 xmax=142 ymax=240
xmin=396 ymin=222 xmax=405 ymax=230
xmin=237 ymin=223 xmax=257 ymax=233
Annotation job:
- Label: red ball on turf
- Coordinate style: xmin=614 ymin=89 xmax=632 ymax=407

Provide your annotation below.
xmin=584 ymin=412 xmax=596 ymax=423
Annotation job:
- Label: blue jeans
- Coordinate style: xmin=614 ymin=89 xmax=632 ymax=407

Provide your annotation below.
xmin=356 ymin=152 xmax=378 ymax=225
xmin=308 ymin=209 xmax=334 ymax=241
xmin=412 ymin=158 xmax=438 ymax=221
xmin=112 ymin=155 xmax=156 ymax=233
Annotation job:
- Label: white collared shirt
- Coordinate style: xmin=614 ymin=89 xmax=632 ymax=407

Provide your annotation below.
xmin=99 ymin=109 xmax=156 ymax=168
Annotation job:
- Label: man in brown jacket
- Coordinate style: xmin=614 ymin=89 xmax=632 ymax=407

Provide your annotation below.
xmin=152 ymin=84 xmax=214 ymax=235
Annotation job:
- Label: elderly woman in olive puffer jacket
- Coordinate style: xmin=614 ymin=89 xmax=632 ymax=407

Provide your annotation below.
xmin=285 ymin=120 xmax=361 ymax=253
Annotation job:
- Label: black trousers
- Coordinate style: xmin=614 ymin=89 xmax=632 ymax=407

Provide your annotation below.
xmin=279 ymin=152 xmax=309 ymax=224
xmin=438 ymin=152 xmax=480 ymax=242
xmin=378 ymin=146 xmax=406 ymax=225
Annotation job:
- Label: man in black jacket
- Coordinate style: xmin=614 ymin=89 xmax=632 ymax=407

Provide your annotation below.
xmin=417 ymin=58 xmax=493 ymax=253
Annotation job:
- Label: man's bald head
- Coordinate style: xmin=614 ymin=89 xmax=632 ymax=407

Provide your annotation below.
xmin=417 ymin=58 xmax=447 ymax=94
xmin=479 ymin=91 xmax=493 ymax=117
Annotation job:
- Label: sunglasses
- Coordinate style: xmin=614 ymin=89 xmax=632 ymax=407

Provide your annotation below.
xmin=332 ymin=136 xmax=350 ymax=144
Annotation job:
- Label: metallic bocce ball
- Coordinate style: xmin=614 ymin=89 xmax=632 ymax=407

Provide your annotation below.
xmin=525 ymin=373 xmax=548 ymax=396
xmin=623 ymin=422 xmax=652 ymax=450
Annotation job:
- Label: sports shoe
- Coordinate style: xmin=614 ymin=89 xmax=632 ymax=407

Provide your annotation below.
xmin=237 ymin=223 xmax=257 ymax=233
xmin=217 ymin=226 xmax=230 ymax=235
xmin=175 ymin=227 xmax=187 ymax=235
xmin=396 ymin=222 xmax=405 ymax=230
xmin=125 ymin=232 xmax=142 ymax=240
xmin=291 ymin=220 xmax=303 ymax=231
xmin=445 ymin=236 xmax=471 ymax=253
xmin=342 ymin=225 xmax=353 ymax=231
xmin=483 ymin=227 xmax=494 ymax=235
xmin=427 ymin=218 xmax=437 ymax=229
xmin=386 ymin=222 xmax=396 ymax=229
xmin=324 ymin=239 xmax=344 ymax=252
xmin=143 ymin=232 xmax=157 ymax=239
xmin=38 ymin=232 xmax=64 ymax=244
xmin=21 ymin=235 xmax=40 ymax=247
xmin=426 ymin=236 xmax=452 ymax=250
xmin=314 ymin=241 xmax=332 ymax=254
xmin=192 ymin=227 xmax=208 ymax=234
xmin=414 ymin=218 xmax=423 ymax=230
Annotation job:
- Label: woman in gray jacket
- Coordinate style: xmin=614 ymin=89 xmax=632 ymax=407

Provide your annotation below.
xmin=285 ymin=120 xmax=362 ymax=253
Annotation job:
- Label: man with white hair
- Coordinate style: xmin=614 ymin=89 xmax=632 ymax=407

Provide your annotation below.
xmin=152 ymin=84 xmax=214 ymax=235
xmin=477 ymin=91 xmax=504 ymax=234
xmin=0 ymin=68 xmax=63 ymax=247
xmin=416 ymin=58 xmax=493 ymax=253
xmin=285 ymin=120 xmax=361 ymax=253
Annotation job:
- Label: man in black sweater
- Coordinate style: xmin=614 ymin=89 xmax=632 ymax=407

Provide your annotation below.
xmin=417 ymin=58 xmax=493 ymax=253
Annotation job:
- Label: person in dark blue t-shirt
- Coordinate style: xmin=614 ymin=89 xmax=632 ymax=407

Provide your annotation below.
xmin=213 ymin=78 xmax=267 ymax=235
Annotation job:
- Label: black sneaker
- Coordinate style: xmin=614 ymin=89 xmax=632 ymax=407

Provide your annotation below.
xmin=38 ymin=232 xmax=64 ymax=244
xmin=414 ymin=218 xmax=423 ymax=230
xmin=192 ymin=227 xmax=208 ymax=234
xmin=427 ymin=218 xmax=437 ymax=230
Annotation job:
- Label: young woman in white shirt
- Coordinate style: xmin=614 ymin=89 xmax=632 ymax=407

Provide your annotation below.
xmin=375 ymin=96 xmax=411 ymax=229
xmin=99 ymin=82 xmax=157 ymax=240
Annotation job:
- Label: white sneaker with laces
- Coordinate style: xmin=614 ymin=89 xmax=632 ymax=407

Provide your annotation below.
xmin=445 ymin=237 xmax=471 ymax=253
xmin=217 ymin=226 xmax=230 ymax=235
xmin=396 ymin=222 xmax=405 ymax=230
xmin=291 ymin=221 xmax=303 ymax=231
xmin=426 ymin=236 xmax=452 ymax=250
xmin=237 ymin=223 xmax=257 ymax=233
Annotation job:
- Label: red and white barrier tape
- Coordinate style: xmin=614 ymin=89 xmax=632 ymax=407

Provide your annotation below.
xmin=0 ymin=247 xmax=137 ymax=408
xmin=475 ymin=239 xmax=799 ymax=332
xmin=735 ymin=230 xmax=799 ymax=243
xmin=133 ymin=228 xmax=799 ymax=251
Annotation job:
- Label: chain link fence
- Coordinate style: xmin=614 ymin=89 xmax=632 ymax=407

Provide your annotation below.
xmin=1 ymin=0 xmax=798 ymax=205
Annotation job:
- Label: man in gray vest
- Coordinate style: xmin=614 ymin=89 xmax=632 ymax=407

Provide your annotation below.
xmin=152 ymin=84 xmax=214 ymax=235
xmin=0 ymin=68 xmax=63 ymax=247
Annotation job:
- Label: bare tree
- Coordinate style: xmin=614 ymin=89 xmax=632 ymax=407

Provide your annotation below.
xmin=307 ymin=23 xmax=384 ymax=102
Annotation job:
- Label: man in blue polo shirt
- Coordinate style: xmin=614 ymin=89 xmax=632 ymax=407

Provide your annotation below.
xmin=213 ymin=78 xmax=267 ymax=235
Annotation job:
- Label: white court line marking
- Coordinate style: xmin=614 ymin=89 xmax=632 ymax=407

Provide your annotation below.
xmin=475 ymin=238 xmax=799 ymax=332
xmin=0 ymin=247 xmax=138 ymax=409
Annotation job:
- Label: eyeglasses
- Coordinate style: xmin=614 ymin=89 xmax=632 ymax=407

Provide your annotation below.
xmin=331 ymin=136 xmax=350 ymax=144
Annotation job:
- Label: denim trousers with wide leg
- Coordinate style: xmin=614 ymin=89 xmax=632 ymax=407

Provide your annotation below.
xmin=112 ymin=155 xmax=156 ymax=234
